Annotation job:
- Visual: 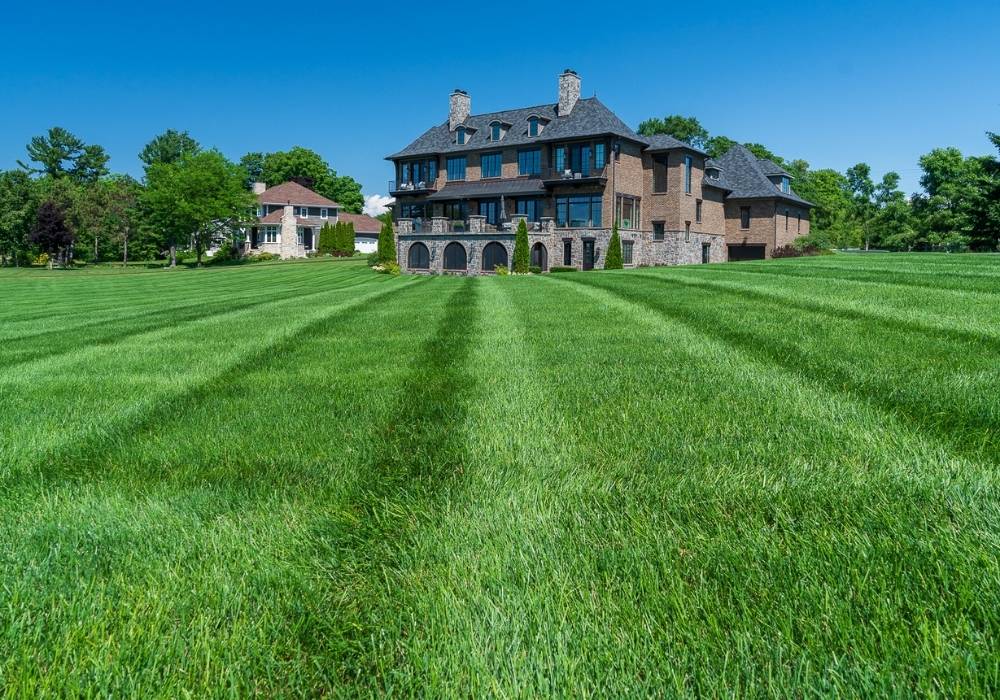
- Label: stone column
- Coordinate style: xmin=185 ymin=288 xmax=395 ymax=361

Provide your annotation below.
xmin=468 ymin=215 xmax=486 ymax=233
xmin=431 ymin=217 xmax=448 ymax=233
xmin=279 ymin=205 xmax=299 ymax=259
xmin=511 ymin=214 xmax=528 ymax=233
xmin=396 ymin=218 xmax=413 ymax=235
xmin=541 ymin=217 xmax=555 ymax=234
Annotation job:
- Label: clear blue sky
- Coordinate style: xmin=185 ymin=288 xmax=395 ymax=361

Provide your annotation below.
xmin=2 ymin=0 xmax=998 ymax=199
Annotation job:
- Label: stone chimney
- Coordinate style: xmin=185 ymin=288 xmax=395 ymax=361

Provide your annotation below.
xmin=449 ymin=89 xmax=471 ymax=130
xmin=252 ymin=181 xmax=267 ymax=195
xmin=558 ymin=69 xmax=581 ymax=116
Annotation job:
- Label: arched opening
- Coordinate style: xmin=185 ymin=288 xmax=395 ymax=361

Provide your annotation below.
xmin=481 ymin=242 xmax=509 ymax=271
xmin=407 ymin=242 xmax=430 ymax=269
xmin=530 ymin=242 xmax=548 ymax=271
xmin=443 ymin=242 xmax=467 ymax=271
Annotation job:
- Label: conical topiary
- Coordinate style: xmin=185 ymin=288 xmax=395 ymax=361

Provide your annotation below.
xmin=605 ymin=221 xmax=623 ymax=269
xmin=513 ymin=218 xmax=530 ymax=273
xmin=377 ymin=213 xmax=396 ymax=263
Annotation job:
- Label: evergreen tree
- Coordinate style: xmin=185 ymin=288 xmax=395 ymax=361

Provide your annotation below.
xmin=317 ymin=222 xmax=335 ymax=255
xmin=377 ymin=212 xmax=396 ymax=263
xmin=341 ymin=222 xmax=356 ymax=256
xmin=513 ymin=218 xmax=530 ymax=273
xmin=605 ymin=222 xmax=623 ymax=269
xmin=31 ymin=200 xmax=74 ymax=268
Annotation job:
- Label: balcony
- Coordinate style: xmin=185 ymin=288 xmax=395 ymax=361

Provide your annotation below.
xmin=540 ymin=165 xmax=609 ymax=187
xmin=389 ymin=179 xmax=438 ymax=196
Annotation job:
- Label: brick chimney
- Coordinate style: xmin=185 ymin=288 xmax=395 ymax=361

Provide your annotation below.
xmin=252 ymin=181 xmax=267 ymax=195
xmin=449 ymin=89 xmax=471 ymax=130
xmin=558 ymin=69 xmax=581 ymax=116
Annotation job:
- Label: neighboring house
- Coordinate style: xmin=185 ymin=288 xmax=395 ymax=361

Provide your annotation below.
xmin=336 ymin=212 xmax=383 ymax=254
xmin=387 ymin=70 xmax=812 ymax=274
xmin=248 ymin=180 xmax=342 ymax=258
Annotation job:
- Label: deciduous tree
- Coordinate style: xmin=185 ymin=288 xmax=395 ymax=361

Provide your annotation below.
xmin=31 ymin=200 xmax=74 ymax=268
xmin=637 ymin=115 xmax=709 ymax=149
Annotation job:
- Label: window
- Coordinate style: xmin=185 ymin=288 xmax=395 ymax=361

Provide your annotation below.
xmin=653 ymin=155 xmax=667 ymax=193
xmin=256 ymin=206 xmax=264 ymax=217
xmin=481 ymin=242 xmax=508 ymax=271
xmin=684 ymin=155 xmax=693 ymax=194
xmin=408 ymin=242 xmax=430 ymax=269
xmin=528 ymin=117 xmax=539 ymax=137
xmin=554 ymin=146 xmax=566 ymax=173
xmin=447 ymin=156 xmax=467 ymax=181
xmin=556 ymin=195 xmax=602 ymax=228
xmin=442 ymin=201 xmax=467 ymax=222
xmin=400 ymin=159 xmax=437 ymax=186
xmin=516 ymin=198 xmax=541 ymax=222
xmin=479 ymin=200 xmax=500 ymax=226
xmin=622 ymin=240 xmax=634 ymax=265
xmin=490 ymin=122 xmax=502 ymax=142
xmin=563 ymin=239 xmax=573 ymax=265
xmin=263 ymin=225 xmax=279 ymax=243
xmin=785 ymin=209 xmax=790 ymax=231
xmin=696 ymin=200 xmax=702 ymax=223
xmin=652 ymin=222 xmax=664 ymax=241
xmin=518 ymin=149 xmax=541 ymax=175
xmin=321 ymin=208 xmax=328 ymax=219
xmin=781 ymin=176 xmax=791 ymax=194
xmin=456 ymin=127 xmax=466 ymax=145
xmin=569 ymin=143 xmax=592 ymax=176
xmin=481 ymin=152 xmax=501 ymax=178
xmin=400 ymin=203 xmax=428 ymax=220
xmin=740 ymin=206 xmax=751 ymax=229
xmin=707 ymin=167 xmax=720 ymax=180
xmin=595 ymin=143 xmax=606 ymax=169
xmin=299 ymin=207 xmax=309 ymax=218
xmin=685 ymin=221 xmax=691 ymax=242
xmin=616 ymin=195 xmax=640 ymax=229
xmin=798 ymin=214 xmax=802 ymax=233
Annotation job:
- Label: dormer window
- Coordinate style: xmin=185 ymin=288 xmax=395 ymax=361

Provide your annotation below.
xmin=780 ymin=176 xmax=791 ymax=194
xmin=528 ymin=117 xmax=539 ymax=137
xmin=490 ymin=121 xmax=502 ymax=142
xmin=456 ymin=126 xmax=467 ymax=145
xmin=707 ymin=168 xmax=720 ymax=180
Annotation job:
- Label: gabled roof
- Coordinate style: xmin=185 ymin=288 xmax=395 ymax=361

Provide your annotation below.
xmin=640 ymin=134 xmax=707 ymax=155
xmin=337 ymin=212 xmax=383 ymax=235
xmin=258 ymin=210 xmax=284 ymax=224
xmin=709 ymin=145 xmax=812 ymax=205
xmin=257 ymin=181 xmax=339 ymax=208
xmin=386 ymin=97 xmax=641 ymax=159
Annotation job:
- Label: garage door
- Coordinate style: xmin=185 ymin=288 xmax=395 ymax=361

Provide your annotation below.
xmin=727 ymin=244 xmax=766 ymax=261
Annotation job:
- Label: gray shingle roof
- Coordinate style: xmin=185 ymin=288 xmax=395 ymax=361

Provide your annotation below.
xmin=757 ymin=159 xmax=791 ymax=176
xmin=425 ymin=179 xmax=546 ymax=201
xmin=709 ymin=145 xmax=812 ymax=205
xmin=386 ymin=97 xmax=641 ymax=159
xmin=640 ymin=134 xmax=707 ymax=155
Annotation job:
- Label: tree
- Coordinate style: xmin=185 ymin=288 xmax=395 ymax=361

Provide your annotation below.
xmin=605 ymin=222 xmax=623 ymax=269
xmin=318 ymin=222 xmax=336 ymax=255
xmin=334 ymin=221 xmax=356 ymax=256
xmin=637 ymin=115 xmax=708 ymax=149
xmin=913 ymin=147 xmax=979 ymax=250
xmin=0 ymin=170 xmax=36 ymax=265
xmin=239 ymin=152 xmax=266 ymax=191
xmin=377 ymin=212 xmax=396 ymax=263
xmin=258 ymin=147 xmax=364 ymax=213
xmin=705 ymin=135 xmax=737 ymax=158
xmin=102 ymin=175 xmax=142 ymax=265
xmin=31 ymin=200 xmax=74 ymax=268
xmin=139 ymin=130 xmax=200 ymax=170
xmin=143 ymin=150 xmax=255 ymax=267
xmin=18 ymin=127 xmax=109 ymax=183
xmin=513 ymin=218 xmax=530 ymax=273
xmin=743 ymin=143 xmax=786 ymax=167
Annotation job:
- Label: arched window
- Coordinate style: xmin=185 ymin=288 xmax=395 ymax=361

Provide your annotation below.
xmin=490 ymin=121 xmax=502 ymax=142
xmin=407 ymin=242 xmax=430 ymax=269
xmin=456 ymin=126 xmax=466 ymax=145
xmin=528 ymin=117 xmax=539 ymax=137
xmin=530 ymin=242 xmax=548 ymax=271
xmin=481 ymin=242 xmax=509 ymax=271
xmin=443 ymin=242 xmax=467 ymax=270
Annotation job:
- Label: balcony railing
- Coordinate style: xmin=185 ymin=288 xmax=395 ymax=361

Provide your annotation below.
xmin=540 ymin=165 xmax=609 ymax=185
xmin=405 ymin=218 xmax=547 ymax=234
xmin=389 ymin=179 xmax=438 ymax=195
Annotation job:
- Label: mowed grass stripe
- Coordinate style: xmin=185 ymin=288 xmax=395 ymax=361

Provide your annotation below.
xmin=0 ymin=274 xmax=455 ymax=696
xmin=525 ymin=273 xmax=997 ymax=695
xmin=572 ymin=271 xmax=999 ymax=465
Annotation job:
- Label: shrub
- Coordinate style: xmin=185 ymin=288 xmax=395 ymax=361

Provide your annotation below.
xmin=772 ymin=244 xmax=824 ymax=258
xmin=494 ymin=264 xmax=509 ymax=276
xmin=604 ymin=222 xmax=623 ymax=269
xmin=247 ymin=252 xmax=279 ymax=263
xmin=373 ymin=261 xmax=400 ymax=275
xmin=33 ymin=252 xmax=50 ymax=267
xmin=512 ymin=219 xmax=529 ymax=273
xmin=367 ymin=251 xmax=381 ymax=267
xmin=529 ymin=265 xmax=542 ymax=274
xmin=550 ymin=266 xmax=578 ymax=273
xmin=377 ymin=214 xmax=396 ymax=263
xmin=318 ymin=222 xmax=336 ymax=255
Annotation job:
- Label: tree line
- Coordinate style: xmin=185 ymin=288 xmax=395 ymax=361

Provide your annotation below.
xmin=0 ymin=128 xmax=365 ymax=267
xmin=638 ymin=115 xmax=1000 ymax=251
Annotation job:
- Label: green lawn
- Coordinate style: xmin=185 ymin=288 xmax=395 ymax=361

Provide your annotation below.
xmin=1 ymin=254 xmax=997 ymax=696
